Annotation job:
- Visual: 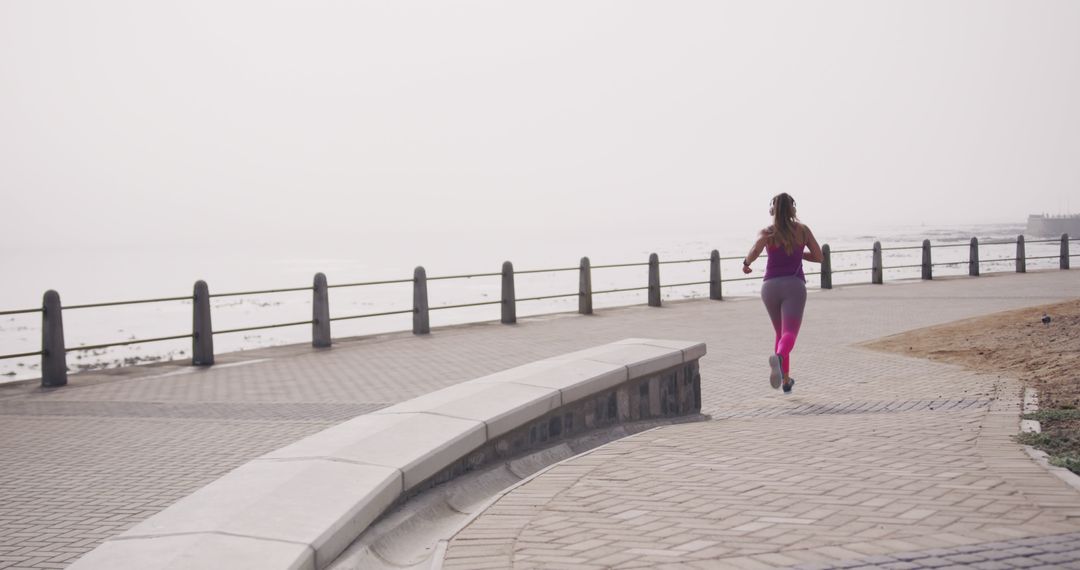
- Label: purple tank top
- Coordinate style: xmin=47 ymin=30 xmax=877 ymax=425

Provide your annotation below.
xmin=763 ymin=243 xmax=806 ymax=282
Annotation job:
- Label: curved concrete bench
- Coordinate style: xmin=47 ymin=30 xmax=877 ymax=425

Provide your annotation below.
xmin=70 ymin=338 xmax=705 ymax=570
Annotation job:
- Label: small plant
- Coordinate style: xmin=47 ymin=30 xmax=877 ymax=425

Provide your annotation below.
xmin=1015 ymin=431 xmax=1056 ymax=450
xmin=1015 ymin=409 xmax=1080 ymax=476
xmin=1022 ymin=409 xmax=1080 ymax=422
xmin=1050 ymin=454 xmax=1080 ymax=473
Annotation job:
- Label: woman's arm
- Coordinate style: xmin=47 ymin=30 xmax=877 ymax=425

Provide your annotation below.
xmin=742 ymin=230 xmax=769 ymax=274
xmin=802 ymin=225 xmax=823 ymax=263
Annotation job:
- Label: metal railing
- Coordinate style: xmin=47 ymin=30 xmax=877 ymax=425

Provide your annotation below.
xmin=3 ymin=233 xmax=1074 ymax=387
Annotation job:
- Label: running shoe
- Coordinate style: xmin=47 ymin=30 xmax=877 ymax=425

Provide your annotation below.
xmin=768 ymin=354 xmax=783 ymax=390
xmin=783 ymin=377 xmax=795 ymax=394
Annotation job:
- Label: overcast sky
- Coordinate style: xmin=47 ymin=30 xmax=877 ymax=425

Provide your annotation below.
xmin=2 ymin=1 xmax=1078 ymax=250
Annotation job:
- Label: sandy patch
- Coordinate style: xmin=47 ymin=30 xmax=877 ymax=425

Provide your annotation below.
xmin=864 ymin=299 xmax=1080 ymax=410
xmin=865 ymin=299 xmax=1080 ymax=471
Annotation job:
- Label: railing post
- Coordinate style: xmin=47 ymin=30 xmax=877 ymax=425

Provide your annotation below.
xmin=413 ymin=266 xmax=430 ymax=335
xmin=872 ymin=241 xmax=883 ymax=284
xmin=501 ymin=261 xmax=516 ymax=324
xmin=709 ymin=250 xmax=722 ymax=300
xmin=821 ymin=244 xmax=832 ymax=289
xmin=969 ymin=237 xmax=980 ymax=276
xmin=312 ymin=272 xmax=331 ymax=348
xmin=648 ymin=253 xmax=661 ymax=307
xmin=192 ymin=280 xmax=214 ymax=366
xmin=1016 ymin=235 xmax=1026 ymax=273
xmin=1062 ymin=234 xmax=1070 ymax=270
xmin=921 ymin=239 xmax=933 ymax=280
xmin=578 ymin=257 xmax=593 ymax=315
xmin=41 ymin=290 xmax=67 ymax=387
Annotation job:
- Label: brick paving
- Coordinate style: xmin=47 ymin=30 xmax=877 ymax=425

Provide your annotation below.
xmin=0 ymin=270 xmax=1076 ymax=569
xmin=788 ymin=531 xmax=1080 ymax=569
xmin=442 ymin=270 xmax=1080 ymax=569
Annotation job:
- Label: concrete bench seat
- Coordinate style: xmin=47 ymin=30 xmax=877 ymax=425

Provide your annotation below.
xmin=263 ymin=412 xmax=487 ymax=489
xmin=372 ymin=381 xmax=562 ymax=440
xmin=470 ymin=357 xmax=628 ymax=406
xmin=71 ymin=460 xmax=401 ymax=570
xmin=70 ymin=338 xmax=705 ymax=570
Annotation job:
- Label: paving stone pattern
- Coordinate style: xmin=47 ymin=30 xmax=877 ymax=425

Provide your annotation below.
xmin=0 ymin=270 xmax=1076 ymax=569
xmin=710 ymin=398 xmax=992 ymax=419
xmin=788 ymin=531 xmax=1080 ymax=569
xmin=0 ymin=401 xmax=385 ymax=421
xmin=0 ymin=417 xmax=329 ymax=570
xmin=443 ymin=271 xmax=1080 ymax=569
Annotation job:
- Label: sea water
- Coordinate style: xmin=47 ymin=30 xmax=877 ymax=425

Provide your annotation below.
xmin=0 ymin=222 xmax=1056 ymax=383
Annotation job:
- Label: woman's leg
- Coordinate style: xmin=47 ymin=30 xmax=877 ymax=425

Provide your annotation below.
xmin=775 ymin=280 xmax=807 ymax=376
xmin=760 ymin=281 xmax=784 ymax=347
xmin=761 ymin=280 xmax=787 ymax=388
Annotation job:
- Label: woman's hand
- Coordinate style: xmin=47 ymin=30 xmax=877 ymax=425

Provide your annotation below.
xmin=742 ymin=263 xmax=752 ymax=274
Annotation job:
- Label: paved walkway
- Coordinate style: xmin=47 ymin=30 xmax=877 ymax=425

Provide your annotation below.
xmin=0 ymin=270 xmax=1077 ymax=569
xmin=443 ymin=271 xmax=1080 ymax=569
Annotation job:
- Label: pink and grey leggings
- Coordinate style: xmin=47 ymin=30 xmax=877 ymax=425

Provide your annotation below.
xmin=760 ymin=276 xmax=807 ymax=376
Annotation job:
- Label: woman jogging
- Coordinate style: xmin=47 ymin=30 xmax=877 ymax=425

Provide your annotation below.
xmin=742 ymin=193 xmax=823 ymax=393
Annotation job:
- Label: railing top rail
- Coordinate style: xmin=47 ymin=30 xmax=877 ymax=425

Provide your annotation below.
xmin=57 ymin=295 xmax=192 ymax=308
xmin=828 ymin=248 xmax=874 ymax=254
xmin=515 ymin=267 xmax=579 ymax=275
xmin=658 ymin=280 xmax=711 ymax=288
xmin=429 ymin=300 xmax=502 ymax=311
xmin=591 ymin=261 xmax=650 ymax=270
xmin=0 ymin=307 xmax=43 ymax=316
xmin=64 ymin=295 xmax=194 ymax=311
xmin=329 ymin=278 xmax=414 ymax=289
xmin=427 ymin=272 xmax=501 ymax=281
xmin=878 ymin=245 xmax=924 ymax=251
xmin=978 ymin=239 xmax=1021 ymax=246
xmin=329 ymin=308 xmax=415 ymax=322
xmin=429 ymin=266 xmax=581 ymax=278
xmin=516 ymin=292 xmax=579 ymax=302
xmin=209 ymin=286 xmax=311 ymax=298
xmin=0 ymin=350 xmax=44 ymax=361
xmin=592 ymin=285 xmax=650 ymax=294
xmin=657 ymin=258 xmax=710 ymax=265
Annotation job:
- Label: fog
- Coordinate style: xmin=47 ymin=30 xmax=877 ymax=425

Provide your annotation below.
xmin=2 ymin=1 xmax=1078 ymax=251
